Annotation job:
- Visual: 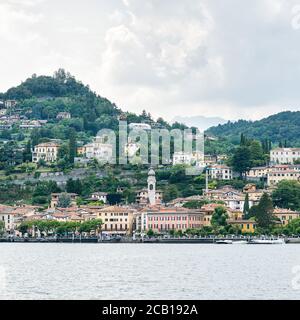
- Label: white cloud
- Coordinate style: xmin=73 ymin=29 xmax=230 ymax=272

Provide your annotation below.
xmin=0 ymin=0 xmax=300 ymax=122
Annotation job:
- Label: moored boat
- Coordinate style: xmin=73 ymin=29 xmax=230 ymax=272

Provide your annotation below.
xmin=215 ymin=240 xmax=233 ymax=244
xmin=249 ymin=239 xmax=284 ymax=244
xmin=285 ymin=237 xmax=300 ymax=244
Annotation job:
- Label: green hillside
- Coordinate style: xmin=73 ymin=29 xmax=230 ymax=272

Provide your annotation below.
xmin=206 ymin=111 xmax=300 ymax=146
xmin=0 ymin=69 xmax=187 ymax=144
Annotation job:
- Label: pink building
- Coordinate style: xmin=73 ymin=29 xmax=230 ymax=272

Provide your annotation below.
xmin=146 ymin=207 xmax=203 ymax=232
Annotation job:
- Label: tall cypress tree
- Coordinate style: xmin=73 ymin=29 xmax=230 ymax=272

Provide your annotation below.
xmin=68 ymin=128 xmax=77 ymax=164
xmin=243 ymin=192 xmax=250 ymax=218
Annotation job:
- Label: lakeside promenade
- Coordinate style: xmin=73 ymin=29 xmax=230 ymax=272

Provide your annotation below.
xmin=1 ymin=235 xmax=299 ymax=244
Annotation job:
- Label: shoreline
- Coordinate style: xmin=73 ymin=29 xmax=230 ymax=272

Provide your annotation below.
xmin=1 ymin=237 xmax=299 ymax=244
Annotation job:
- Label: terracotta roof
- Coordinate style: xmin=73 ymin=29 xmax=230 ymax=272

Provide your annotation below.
xmin=273 ymin=208 xmax=300 ymax=214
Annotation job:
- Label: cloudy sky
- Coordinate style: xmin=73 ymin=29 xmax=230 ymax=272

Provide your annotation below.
xmin=1 ymin=0 xmax=300 ymax=121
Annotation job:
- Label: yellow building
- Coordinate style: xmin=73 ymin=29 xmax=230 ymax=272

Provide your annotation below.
xmin=273 ymin=208 xmax=300 ymax=226
xmin=95 ymin=206 xmax=136 ymax=235
xmin=200 ymin=203 xmax=225 ymax=227
xmin=228 ymin=220 xmax=256 ymax=233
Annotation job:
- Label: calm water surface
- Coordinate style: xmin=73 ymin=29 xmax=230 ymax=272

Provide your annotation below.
xmin=0 ymin=243 xmax=300 ymax=300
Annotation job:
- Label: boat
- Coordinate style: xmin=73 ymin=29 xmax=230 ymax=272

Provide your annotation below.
xmin=249 ymin=239 xmax=284 ymax=244
xmin=215 ymin=240 xmax=233 ymax=244
xmin=285 ymin=237 xmax=300 ymax=244
xmin=232 ymin=240 xmax=248 ymax=244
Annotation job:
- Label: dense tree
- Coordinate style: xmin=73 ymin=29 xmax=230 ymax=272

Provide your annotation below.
xmin=211 ymin=206 xmax=228 ymax=227
xmin=0 ymin=142 xmax=23 ymax=169
xmin=207 ymin=111 xmax=300 ymax=146
xmin=23 ymin=140 xmax=32 ymax=162
xmin=66 ymin=178 xmax=83 ymax=195
xmin=272 ymin=180 xmax=300 ymax=211
xmin=231 ymin=146 xmax=252 ymax=179
xmin=57 ymin=193 xmax=72 ymax=208
xmin=163 ymin=185 xmax=179 ymax=202
xmin=107 ymin=193 xmax=122 ymax=205
xmin=250 ymin=193 xmax=274 ymax=229
xmin=281 ymin=218 xmax=300 ymax=235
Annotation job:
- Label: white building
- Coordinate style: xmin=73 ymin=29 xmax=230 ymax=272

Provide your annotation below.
xmin=84 ymin=136 xmax=113 ymax=163
xmin=270 ymin=148 xmax=300 ymax=164
xmin=173 ymin=151 xmax=204 ymax=166
xmin=32 ymin=142 xmax=60 ymax=163
xmin=57 ymin=112 xmax=71 ymax=120
xmin=20 ymin=120 xmax=44 ymax=129
xmin=129 ymin=123 xmax=151 ymax=131
xmin=207 ymin=165 xmax=233 ymax=180
xmin=89 ymin=192 xmax=108 ymax=204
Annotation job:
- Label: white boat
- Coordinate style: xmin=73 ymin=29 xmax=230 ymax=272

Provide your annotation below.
xmin=249 ymin=239 xmax=284 ymax=245
xmin=215 ymin=240 xmax=233 ymax=244
xmin=232 ymin=240 xmax=248 ymax=244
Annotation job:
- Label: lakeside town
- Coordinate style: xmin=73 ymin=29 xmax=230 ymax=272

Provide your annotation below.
xmin=1 ymin=74 xmax=300 ymax=243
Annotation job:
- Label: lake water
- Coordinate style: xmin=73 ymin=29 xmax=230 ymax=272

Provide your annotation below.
xmin=0 ymin=243 xmax=300 ymax=300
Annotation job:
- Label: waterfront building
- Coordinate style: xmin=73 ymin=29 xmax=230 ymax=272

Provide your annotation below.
xmin=0 ymin=205 xmax=17 ymax=232
xmin=228 ymin=220 xmax=256 ymax=233
xmin=95 ymin=206 xmax=136 ymax=235
xmin=32 ymin=142 xmax=60 ymax=163
xmin=145 ymin=207 xmax=203 ymax=233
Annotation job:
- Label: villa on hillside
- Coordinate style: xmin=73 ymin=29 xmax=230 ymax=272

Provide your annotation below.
xmin=270 ymin=148 xmax=300 ymax=165
xmin=32 ymin=142 xmax=60 ymax=163
xmin=84 ymin=136 xmax=113 ymax=163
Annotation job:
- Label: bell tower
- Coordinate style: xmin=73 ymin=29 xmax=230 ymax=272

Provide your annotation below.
xmin=147 ymin=167 xmax=156 ymax=206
